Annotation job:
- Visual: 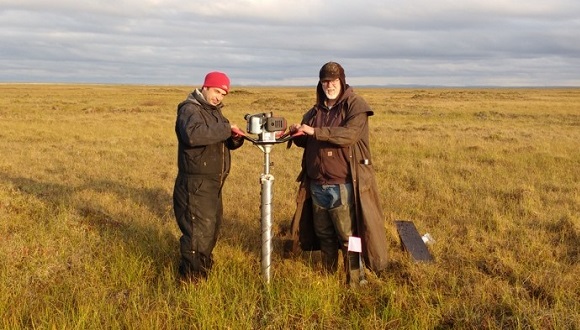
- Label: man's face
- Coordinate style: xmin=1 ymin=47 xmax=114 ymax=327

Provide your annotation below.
xmin=321 ymin=78 xmax=341 ymax=100
xmin=202 ymin=87 xmax=227 ymax=106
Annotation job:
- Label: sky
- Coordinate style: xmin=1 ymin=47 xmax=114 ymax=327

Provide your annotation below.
xmin=1 ymin=0 xmax=579 ymax=87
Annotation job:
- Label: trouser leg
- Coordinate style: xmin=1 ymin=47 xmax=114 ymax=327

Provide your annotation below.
xmin=310 ymin=182 xmax=363 ymax=284
xmin=312 ymin=203 xmax=339 ymax=273
xmin=173 ymin=174 xmax=221 ymax=279
xmin=328 ymin=203 xmax=361 ymax=286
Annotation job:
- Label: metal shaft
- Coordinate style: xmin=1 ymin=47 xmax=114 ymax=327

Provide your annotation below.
xmin=260 ymin=148 xmax=274 ymax=283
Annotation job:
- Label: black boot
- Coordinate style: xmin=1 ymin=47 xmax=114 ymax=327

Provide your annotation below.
xmin=345 ymin=251 xmax=366 ymax=287
xmin=313 ymin=204 xmax=339 ymax=273
xmin=178 ymin=251 xmax=213 ymax=283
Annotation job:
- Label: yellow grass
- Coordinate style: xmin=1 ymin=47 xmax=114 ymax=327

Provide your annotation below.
xmin=1 ymin=84 xmax=579 ymax=329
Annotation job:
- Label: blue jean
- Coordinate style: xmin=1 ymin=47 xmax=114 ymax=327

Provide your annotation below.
xmin=309 ymin=182 xmax=353 ymax=209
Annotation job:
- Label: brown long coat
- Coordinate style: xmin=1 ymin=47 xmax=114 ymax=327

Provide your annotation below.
xmin=283 ymin=86 xmax=389 ymax=272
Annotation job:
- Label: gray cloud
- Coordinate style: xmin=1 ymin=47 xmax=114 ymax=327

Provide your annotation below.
xmin=1 ymin=0 xmax=579 ymax=86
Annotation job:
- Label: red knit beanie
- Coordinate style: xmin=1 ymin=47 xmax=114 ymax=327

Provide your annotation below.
xmin=203 ymin=71 xmax=230 ymax=94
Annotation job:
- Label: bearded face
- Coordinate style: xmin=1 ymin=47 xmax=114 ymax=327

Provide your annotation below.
xmin=321 ymin=78 xmax=341 ymax=100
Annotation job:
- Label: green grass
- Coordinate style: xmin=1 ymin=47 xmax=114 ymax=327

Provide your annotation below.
xmin=1 ymin=84 xmax=579 ymax=329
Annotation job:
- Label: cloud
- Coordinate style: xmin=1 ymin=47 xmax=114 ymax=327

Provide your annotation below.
xmin=1 ymin=0 xmax=579 ymax=86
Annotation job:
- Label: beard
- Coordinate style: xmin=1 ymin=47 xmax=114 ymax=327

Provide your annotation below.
xmin=324 ymin=88 xmax=340 ymax=100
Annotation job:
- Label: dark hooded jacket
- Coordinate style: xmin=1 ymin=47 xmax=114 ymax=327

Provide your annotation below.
xmin=175 ymin=89 xmax=243 ymax=178
xmin=284 ymin=84 xmax=389 ymax=272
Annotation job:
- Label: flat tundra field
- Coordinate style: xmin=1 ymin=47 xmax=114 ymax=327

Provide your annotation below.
xmin=0 ymin=84 xmax=578 ymax=329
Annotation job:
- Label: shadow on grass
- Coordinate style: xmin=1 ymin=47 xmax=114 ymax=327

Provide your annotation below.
xmin=1 ymin=173 xmax=269 ymax=278
xmin=2 ymin=172 xmax=424 ymax=283
xmin=1 ymin=173 xmax=178 ymax=276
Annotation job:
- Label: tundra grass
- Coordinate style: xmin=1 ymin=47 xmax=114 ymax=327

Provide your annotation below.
xmin=1 ymin=85 xmax=578 ymax=329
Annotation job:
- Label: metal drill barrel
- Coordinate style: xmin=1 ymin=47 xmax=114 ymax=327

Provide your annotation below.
xmin=260 ymin=172 xmax=274 ymax=283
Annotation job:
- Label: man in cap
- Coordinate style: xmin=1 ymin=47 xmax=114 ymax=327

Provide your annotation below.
xmin=173 ymin=71 xmax=244 ymax=282
xmin=287 ymin=62 xmax=388 ymax=286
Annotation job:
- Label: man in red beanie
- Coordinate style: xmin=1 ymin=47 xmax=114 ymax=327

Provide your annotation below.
xmin=173 ymin=71 xmax=244 ymax=282
xmin=286 ymin=62 xmax=389 ymax=287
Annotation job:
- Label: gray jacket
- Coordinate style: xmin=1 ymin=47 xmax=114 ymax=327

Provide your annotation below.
xmin=175 ymin=89 xmax=243 ymax=177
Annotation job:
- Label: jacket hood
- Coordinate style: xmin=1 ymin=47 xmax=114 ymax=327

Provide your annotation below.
xmin=177 ymin=88 xmax=223 ymax=110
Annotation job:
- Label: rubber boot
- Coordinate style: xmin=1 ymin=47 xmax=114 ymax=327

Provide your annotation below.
xmin=178 ymin=250 xmax=213 ymax=282
xmin=328 ymin=204 xmax=360 ymax=286
xmin=346 ymin=250 xmax=362 ymax=288
xmin=312 ymin=203 xmax=339 ymax=273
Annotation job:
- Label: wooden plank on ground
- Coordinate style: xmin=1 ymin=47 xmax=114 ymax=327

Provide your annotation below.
xmin=395 ymin=220 xmax=434 ymax=262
